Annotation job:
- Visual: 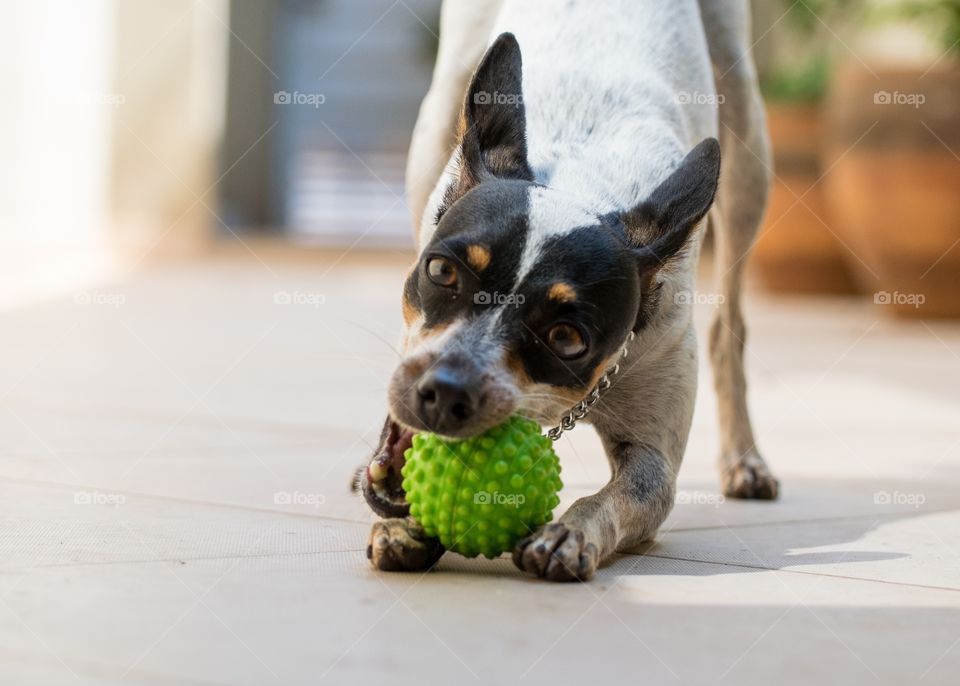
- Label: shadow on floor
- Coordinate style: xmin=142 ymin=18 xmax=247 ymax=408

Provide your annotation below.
xmin=421 ymin=475 xmax=960 ymax=582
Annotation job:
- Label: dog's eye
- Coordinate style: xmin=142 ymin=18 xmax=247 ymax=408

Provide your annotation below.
xmin=426 ymin=257 xmax=458 ymax=287
xmin=546 ymin=323 xmax=587 ymax=359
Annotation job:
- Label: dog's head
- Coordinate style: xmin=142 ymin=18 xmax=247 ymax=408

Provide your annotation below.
xmin=390 ymin=33 xmax=720 ymax=440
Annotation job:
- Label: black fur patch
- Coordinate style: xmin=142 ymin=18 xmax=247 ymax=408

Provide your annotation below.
xmin=619 ymin=138 xmax=721 ymax=275
xmin=435 ymin=32 xmax=533 ymax=224
xmin=415 ymin=180 xmax=533 ymax=331
xmin=504 ymin=225 xmax=641 ymax=389
xmin=604 ymin=137 xmax=721 ymax=330
xmin=411 ymin=26 xmax=720 ymax=395
xmin=411 ymin=135 xmax=720 ymax=391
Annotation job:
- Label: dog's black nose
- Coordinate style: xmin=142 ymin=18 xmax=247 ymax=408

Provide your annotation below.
xmin=415 ymin=368 xmax=478 ymax=431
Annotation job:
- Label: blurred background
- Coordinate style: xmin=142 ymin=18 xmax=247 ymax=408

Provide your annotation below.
xmin=2 ymin=0 xmax=959 ymax=316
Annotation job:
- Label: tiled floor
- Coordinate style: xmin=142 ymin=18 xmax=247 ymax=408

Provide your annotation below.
xmin=3 ymin=248 xmax=959 ymax=685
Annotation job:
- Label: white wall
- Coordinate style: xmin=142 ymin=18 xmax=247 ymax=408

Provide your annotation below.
xmin=0 ymin=0 xmax=115 ymax=309
xmin=110 ymin=0 xmax=229 ymax=260
xmin=0 ymin=0 xmax=229 ymax=310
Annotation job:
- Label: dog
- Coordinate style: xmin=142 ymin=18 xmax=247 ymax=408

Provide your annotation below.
xmin=358 ymin=0 xmax=779 ymax=581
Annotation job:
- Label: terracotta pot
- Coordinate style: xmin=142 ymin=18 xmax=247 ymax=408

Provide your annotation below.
xmin=750 ymin=102 xmax=858 ymax=294
xmin=824 ymin=62 xmax=960 ymax=318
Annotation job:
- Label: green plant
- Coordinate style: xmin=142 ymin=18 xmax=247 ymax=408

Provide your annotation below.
xmin=781 ymin=0 xmax=863 ymax=33
xmin=760 ymin=0 xmax=861 ymax=103
xmin=877 ymin=0 xmax=960 ymax=54
xmin=762 ymin=54 xmax=831 ymax=104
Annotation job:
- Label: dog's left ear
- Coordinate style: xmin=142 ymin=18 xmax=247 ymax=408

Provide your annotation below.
xmin=441 ymin=33 xmax=533 ymax=213
xmin=618 ymin=138 xmax=721 ymax=279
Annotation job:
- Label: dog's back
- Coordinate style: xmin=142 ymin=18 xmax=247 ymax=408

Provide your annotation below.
xmin=490 ymin=0 xmax=717 ymax=213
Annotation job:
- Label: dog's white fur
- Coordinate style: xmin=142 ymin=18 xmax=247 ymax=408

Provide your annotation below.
xmin=419 ymin=2 xmax=715 ymax=243
xmin=383 ymin=0 xmax=778 ymax=579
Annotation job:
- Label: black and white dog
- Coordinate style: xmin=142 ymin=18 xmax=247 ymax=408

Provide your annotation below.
xmin=360 ymin=0 xmax=778 ymax=581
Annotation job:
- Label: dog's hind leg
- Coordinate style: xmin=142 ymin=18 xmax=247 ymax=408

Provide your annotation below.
xmin=699 ymin=0 xmax=779 ymax=498
xmin=405 ymin=0 xmax=504 ymax=243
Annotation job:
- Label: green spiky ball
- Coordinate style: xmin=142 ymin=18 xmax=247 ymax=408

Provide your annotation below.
xmin=401 ymin=416 xmax=562 ymax=559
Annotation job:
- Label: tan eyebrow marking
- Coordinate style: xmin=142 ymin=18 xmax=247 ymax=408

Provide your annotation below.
xmin=420 ymin=321 xmax=450 ymax=337
xmin=548 ymin=282 xmax=577 ymax=303
xmin=465 ymin=244 xmax=491 ymax=272
xmin=401 ymin=295 xmax=419 ymax=326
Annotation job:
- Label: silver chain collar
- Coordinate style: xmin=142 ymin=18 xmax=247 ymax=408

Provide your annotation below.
xmin=545 ymin=330 xmax=636 ymax=441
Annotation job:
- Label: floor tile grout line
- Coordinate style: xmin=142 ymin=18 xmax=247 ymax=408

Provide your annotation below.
xmin=3 ymin=392 xmax=380 ymax=441
xmin=0 ymin=547 xmax=371 ymax=573
xmin=4 ymin=474 xmax=957 ymax=535
xmin=10 ymin=387 xmax=960 ymax=441
xmin=0 ymin=646 xmax=228 ymax=686
xmin=633 ymin=553 xmax=960 ymax=594
xmin=665 ymin=507 xmax=960 ymax=532
xmin=6 ymin=541 xmax=960 ymax=594
xmin=0 ymin=475 xmax=375 ymax=526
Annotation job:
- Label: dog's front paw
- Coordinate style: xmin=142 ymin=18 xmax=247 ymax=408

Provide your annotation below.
xmin=512 ymin=522 xmax=599 ymax=581
xmin=367 ymin=517 xmax=444 ymax=572
xmin=720 ymin=451 xmax=779 ymax=500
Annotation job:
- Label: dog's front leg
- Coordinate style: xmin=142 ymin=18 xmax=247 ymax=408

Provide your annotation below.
xmin=513 ymin=441 xmax=675 ymax=581
xmin=514 ymin=336 xmax=696 ymax=582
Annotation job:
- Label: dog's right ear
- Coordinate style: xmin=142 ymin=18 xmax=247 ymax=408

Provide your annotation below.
xmin=621 ymin=138 xmax=721 ymax=278
xmin=611 ymin=138 xmax=720 ymax=329
xmin=439 ymin=33 xmax=533 ymax=215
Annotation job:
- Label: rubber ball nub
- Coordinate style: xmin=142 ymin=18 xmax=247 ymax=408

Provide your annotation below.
xmin=401 ymin=416 xmax=563 ymax=559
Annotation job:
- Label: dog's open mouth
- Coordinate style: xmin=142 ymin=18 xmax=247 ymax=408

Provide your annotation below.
xmin=362 ymin=420 xmax=414 ymax=518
